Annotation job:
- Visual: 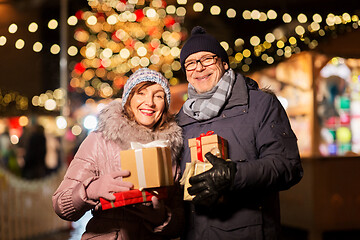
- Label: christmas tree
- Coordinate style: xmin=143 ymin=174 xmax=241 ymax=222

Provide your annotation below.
xmin=70 ymin=0 xmax=185 ymax=99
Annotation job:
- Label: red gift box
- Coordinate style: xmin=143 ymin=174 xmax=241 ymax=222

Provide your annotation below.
xmin=100 ymin=187 xmax=168 ymax=210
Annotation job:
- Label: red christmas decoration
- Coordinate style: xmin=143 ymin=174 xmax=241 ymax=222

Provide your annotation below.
xmin=99 ymin=61 xmax=106 ymax=69
xmin=74 ymin=62 xmax=86 ymax=74
xmin=134 ymin=9 xmax=145 ymax=22
xmin=111 ymin=31 xmax=121 ymax=42
xmin=75 ymin=10 xmax=84 ymax=20
xmin=161 ymin=0 xmax=167 ymax=8
xmin=164 ymin=16 xmax=175 ymax=28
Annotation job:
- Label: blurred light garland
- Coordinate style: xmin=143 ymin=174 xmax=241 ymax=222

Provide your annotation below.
xmin=31 ymin=88 xmax=66 ymax=112
xmin=224 ymin=12 xmax=360 ymax=73
xmin=1 ymin=1 xmax=360 ymax=105
xmin=69 ymin=0 xmax=185 ymax=98
xmin=0 ymin=89 xmax=28 ymax=113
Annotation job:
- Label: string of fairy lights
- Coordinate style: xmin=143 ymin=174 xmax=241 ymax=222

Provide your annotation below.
xmin=1 ymin=0 xmax=360 ymax=112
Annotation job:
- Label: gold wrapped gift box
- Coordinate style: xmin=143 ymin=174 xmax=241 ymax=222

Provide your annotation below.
xmin=181 ymin=161 xmax=213 ymax=200
xmin=121 ymin=147 xmax=173 ymax=190
xmin=181 ymin=132 xmax=228 ymax=201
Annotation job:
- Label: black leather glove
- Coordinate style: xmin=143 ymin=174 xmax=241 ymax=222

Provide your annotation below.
xmin=188 ymin=152 xmax=237 ymax=207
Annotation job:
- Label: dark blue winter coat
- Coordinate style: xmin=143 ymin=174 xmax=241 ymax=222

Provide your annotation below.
xmin=176 ymin=73 xmax=303 ymax=240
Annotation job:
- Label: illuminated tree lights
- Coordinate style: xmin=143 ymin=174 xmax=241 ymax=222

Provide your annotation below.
xmin=70 ymin=0 xmax=185 ymax=98
xmin=1 ymin=0 xmax=360 ymax=108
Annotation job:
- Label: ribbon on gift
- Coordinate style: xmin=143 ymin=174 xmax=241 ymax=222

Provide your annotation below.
xmin=196 ymin=131 xmax=214 ymax=162
xmin=195 ymin=131 xmax=226 ymax=162
xmin=130 ymin=140 xmax=169 ymax=149
xmin=130 ymin=140 xmax=171 ymax=189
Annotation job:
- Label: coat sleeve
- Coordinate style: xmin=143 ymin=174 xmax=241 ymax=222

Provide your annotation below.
xmin=233 ymin=93 xmax=303 ymax=192
xmin=52 ymin=132 xmax=100 ymax=221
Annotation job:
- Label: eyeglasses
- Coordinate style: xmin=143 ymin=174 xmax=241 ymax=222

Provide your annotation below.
xmin=184 ymin=55 xmax=217 ymax=71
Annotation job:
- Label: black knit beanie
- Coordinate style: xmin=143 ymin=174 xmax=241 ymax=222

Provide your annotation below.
xmin=180 ymin=26 xmax=229 ymax=71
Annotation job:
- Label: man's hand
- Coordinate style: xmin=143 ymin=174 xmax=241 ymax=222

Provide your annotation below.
xmin=188 ymin=152 xmax=237 ymax=207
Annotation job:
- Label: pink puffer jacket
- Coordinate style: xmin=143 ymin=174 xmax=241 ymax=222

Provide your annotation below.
xmin=52 ymin=100 xmax=184 ymax=240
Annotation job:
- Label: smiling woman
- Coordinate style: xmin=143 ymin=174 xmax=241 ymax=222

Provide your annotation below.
xmin=52 ymin=67 xmax=184 ymax=240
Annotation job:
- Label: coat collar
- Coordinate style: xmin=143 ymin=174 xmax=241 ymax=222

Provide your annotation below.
xmin=225 ymin=73 xmax=249 ymax=109
xmin=96 ymin=100 xmax=183 ymax=159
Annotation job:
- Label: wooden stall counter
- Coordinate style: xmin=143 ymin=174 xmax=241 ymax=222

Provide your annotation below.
xmin=280 ymin=156 xmax=360 ymax=240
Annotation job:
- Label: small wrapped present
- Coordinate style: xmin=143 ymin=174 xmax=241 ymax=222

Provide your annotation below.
xmin=100 ymin=187 xmax=168 ymax=210
xmin=120 ymin=140 xmax=173 ymax=190
xmin=180 ymin=132 xmax=229 ymax=201
xmin=180 ymin=161 xmax=213 ymax=200
xmin=188 ymin=131 xmax=228 ymax=162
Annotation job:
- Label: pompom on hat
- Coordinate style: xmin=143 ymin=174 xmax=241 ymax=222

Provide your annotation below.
xmin=180 ymin=26 xmax=229 ymax=71
xmin=122 ymin=68 xmax=171 ymax=107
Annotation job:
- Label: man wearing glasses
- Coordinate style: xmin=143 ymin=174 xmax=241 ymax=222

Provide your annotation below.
xmin=176 ymin=26 xmax=303 ymax=240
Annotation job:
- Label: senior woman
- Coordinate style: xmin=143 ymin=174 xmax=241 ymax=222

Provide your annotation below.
xmin=52 ymin=68 xmax=184 ymax=240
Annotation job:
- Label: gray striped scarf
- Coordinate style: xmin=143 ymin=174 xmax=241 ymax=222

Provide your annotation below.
xmin=183 ymin=68 xmax=235 ymax=120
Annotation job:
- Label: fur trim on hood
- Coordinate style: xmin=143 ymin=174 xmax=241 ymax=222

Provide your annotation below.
xmin=96 ymin=100 xmax=183 ymax=163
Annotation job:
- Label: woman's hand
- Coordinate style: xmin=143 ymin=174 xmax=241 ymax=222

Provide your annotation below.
xmin=86 ymin=170 xmax=133 ymax=201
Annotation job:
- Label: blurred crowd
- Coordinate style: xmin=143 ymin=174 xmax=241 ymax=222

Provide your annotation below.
xmin=0 ymin=123 xmax=62 ymax=179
